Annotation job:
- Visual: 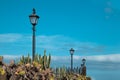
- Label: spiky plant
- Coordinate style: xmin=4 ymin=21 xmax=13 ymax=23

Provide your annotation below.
xmin=19 ymin=54 xmax=31 ymax=64
xmin=0 ymin=56 xmax=3 ymax=62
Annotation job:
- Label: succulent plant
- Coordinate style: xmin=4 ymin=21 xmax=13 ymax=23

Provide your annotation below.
xmin=19 ymin=53 xmax=32 ymax=64
xmin=0 ymin=50 xmax=91 ymax=80
xmin=0 ymin=67 xmax=5 ymax=75
xmin=18 ymin=71 xmax=25 ymax=75
xmin=42 ymin=50 xmax=51 ymax=70
xmin=0 ymin=56 xmax=3 ymax=62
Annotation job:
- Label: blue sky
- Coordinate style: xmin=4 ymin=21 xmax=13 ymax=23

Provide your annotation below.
xmin=0 ymin=0 xmax=120 ymax=80
xmin=0 ymin=0 xmax=120 ymax=56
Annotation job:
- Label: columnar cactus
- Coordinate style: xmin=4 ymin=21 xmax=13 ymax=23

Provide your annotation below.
xmin=0 ymin=56 xmax=4 ymax=67
xmin=47 ymin=54 xmax=51 ymax=68
xmin=27 ymin=53 xmax=31 ymax=63
xmin=40 ymin=50 xmax=51 ymax=70
xmin=19 ymin=55 xmax=24 ymax=64
xmin=0 ymin=56 xmax=3 ymax=62
xmin=39 ymin=54 xmax=42 ymax=64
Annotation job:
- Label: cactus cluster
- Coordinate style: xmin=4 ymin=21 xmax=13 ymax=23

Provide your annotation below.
xmin=0 ymin=50 xmax=91 ymax=80
xmin=19 ymin=50 xmax=51 ymax=70
xmin=19 ymin=54 xmax=31 ymax=64
xmin=53 ymin=66 xmax=91 ymax=80
xmin=54 ymin=66 xmax=66 ymax=78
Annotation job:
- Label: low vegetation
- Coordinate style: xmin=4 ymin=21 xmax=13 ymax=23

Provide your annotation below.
xmin=0 ymin=50 xmax=91 ymax=80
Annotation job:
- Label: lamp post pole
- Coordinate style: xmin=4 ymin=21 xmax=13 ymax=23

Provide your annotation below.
xmin=71 ymin=53 xmax=73 ymax=72
xmin=29 ymin=8 xmax=39 ymax=61
xmin=69 ymin=48 xmax=75 ymax=73
xmin=32 ymin=25 xmax=35 ymax=61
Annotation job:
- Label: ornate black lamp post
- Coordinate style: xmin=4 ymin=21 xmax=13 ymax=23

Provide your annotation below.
xmin=29 ymin=8 xmax=39 ymax=61
xmin=69 ymin=48 xmax=75 ymax=72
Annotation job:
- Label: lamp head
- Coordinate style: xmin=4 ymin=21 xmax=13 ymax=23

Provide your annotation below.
xmin=69 ymin=48 xmax=75 ymax=55
xmin=29 ymin=8 xmax=39 ymax=26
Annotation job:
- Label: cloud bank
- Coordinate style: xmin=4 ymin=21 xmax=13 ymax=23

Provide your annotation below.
xmin=0 ymin=33 xmax=23 ymax=43
xmin=0 ymin=33 xmax=105 ymax=56
xmin=2 ymin=53 xmax=120 ymax=63
xmin=0 ymin=33 xmax=120 ymax=63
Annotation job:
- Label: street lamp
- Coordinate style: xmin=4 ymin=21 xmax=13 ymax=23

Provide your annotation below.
xmin=29 ymin=8 xmax=39 ymax=61
xmin=69 ymin=48 xmax=75 ymax=72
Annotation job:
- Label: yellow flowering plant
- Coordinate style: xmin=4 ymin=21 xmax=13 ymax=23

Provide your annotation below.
xmin=0 ymin=67 xmax=5 ymax=75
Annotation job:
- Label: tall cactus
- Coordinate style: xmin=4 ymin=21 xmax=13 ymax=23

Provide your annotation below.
xmin=0 ymin=56 xmax=4 ymax=67
xmin=34 ymin=54 xmax=39 ymax=62
xmin=27 ymin=53 xmax=31 ymax=63
xmin=42 ymin=50 xmax=47 ymax=70
xmin=39 ymin=54 xmax=42 ymax=64
xmin=47 ymin=54 xmax=51 ymax=68
xmin=20 ymin=55 xmax=25 ymax=64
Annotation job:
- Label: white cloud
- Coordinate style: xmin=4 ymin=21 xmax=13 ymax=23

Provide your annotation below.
xmin=2 ymin=54 xmax=120 ymax=63
xmin=2 ymin=55 xmax=21 ymax=59
xmin=86 ymin=54 xmax=120 ymax=62
xmin=0 ymin=33 xmax=119 ymax=57
xmin=0 ymin=33 xmax=102 ymax=48
xmin=36 ymin=35 xmax=74 ymax=48
xmin=36 ymin=35 xmax=104 ymax=54
xmin=52 ymin=54 xmax=120 ymax=63
xmin=0 ymin=33 xmax=23 ymax=43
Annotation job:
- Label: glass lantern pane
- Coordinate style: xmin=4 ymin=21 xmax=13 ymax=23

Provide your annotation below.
xmin=30 ymin=17 xmax=37 ymax=25
xmin=70 ymin=51 xmax=74 ymax=54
